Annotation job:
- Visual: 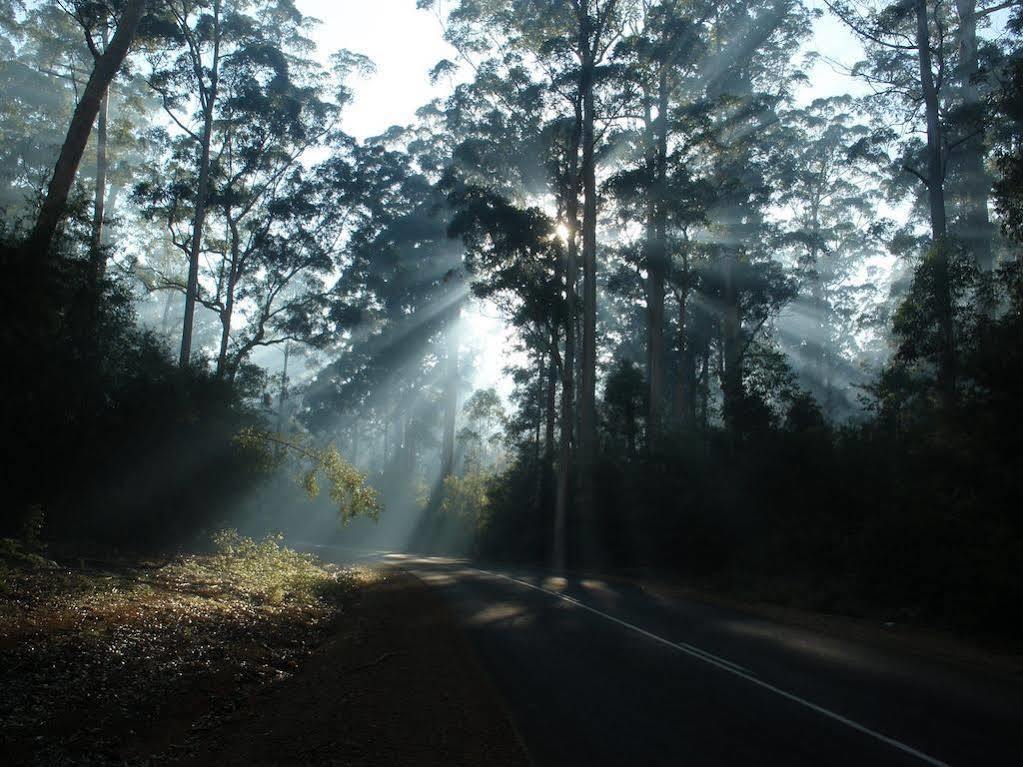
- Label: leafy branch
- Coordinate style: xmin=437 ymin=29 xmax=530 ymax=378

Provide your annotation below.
xmin=234 ymin=428 xmax=381 ymax=524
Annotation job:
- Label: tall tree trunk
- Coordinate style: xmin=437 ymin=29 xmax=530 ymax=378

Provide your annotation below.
xmin=721 ymin=246 xmax=742 ymax=426
xmin=441 ymin=338 xmax=458 ymax=479
xmin=699 ymin=345 xmax=710 ymax=432
xmin=916 ymin=0 xmax=956 ymax=403
xmin=578 ymin=52 xmax=598 ymax=560
xmin=646 ymin=70 xmax=669 ymax=447
xmin=89 ymin=52 xmax=109 ymax=284
xmin=273 ymin=342 xmax=290 ymax=462
xmin=179 ymin=101 xmax=216 ymax=367
xmin=534 ymin=356 xmax=543 ymax=465
xmin=404 ymin=413 xmax=416 ymax=479
xmin=675 ymin=263 xmax=695 ymax=428
xmin=954 ymin=0 xmax=993 ymax=274
xmin=216 ymin=300 xmax=233 ymax=377
xmin=26 ymin=0 xmax=145 ymax=260
xmin=715 ymin=55 xmax=753 ymax=431
xmin=160 ymin=289 xmax=175 ymax=335
xmin=180 ymin=1 xmax=221 ymax=368
xmin=808 ymin=199 xmax=832 ymax=414
xmin=216 ymin=214 xmax=240 ymax=378
xmin=544 ymin=341 xmax=557 ymax=502
xmin=554 ymin=103 xmax=581 ymax=573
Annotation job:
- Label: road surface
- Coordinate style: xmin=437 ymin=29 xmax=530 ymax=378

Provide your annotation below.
xmin=315 ymin=548 xmax=1023 ymax=766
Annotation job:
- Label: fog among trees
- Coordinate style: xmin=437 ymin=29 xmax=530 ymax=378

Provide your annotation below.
xmin=3 ymin=0 xmax=1023 ymax=634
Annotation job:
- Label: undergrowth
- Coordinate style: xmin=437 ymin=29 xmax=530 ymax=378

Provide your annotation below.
xmin=0 ymin=532 xmax=365 ymax=766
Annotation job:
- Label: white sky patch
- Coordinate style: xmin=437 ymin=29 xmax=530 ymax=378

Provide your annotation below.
xmin=461 ymin=299 xmax=526 ymax=399
xmin=297 ymin=0 xmax=459 ymax=140
xmin=799 ymin=0 xmax=868 ymax=102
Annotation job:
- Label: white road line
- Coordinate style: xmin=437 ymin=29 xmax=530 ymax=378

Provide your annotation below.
xmin=470 ymin=566 xmax=951 ymax=767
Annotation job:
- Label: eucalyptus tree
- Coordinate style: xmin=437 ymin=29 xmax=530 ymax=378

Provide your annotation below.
xmin=0 ymin=5 xmax=87 ymax=222
xmin=825 ymin=0 xmax=985 ymax=403
xmin=991 ymin=11 xmax=1023 ymax=245
xmin=948 ymin=0 xmax=1005 ymax=273
xmin=142 ymin=0 xmax=340 ymax=368
xmin=697 ymin=0 xmax=811 ymax=429
xmin=23 ymin=0 xmax=146 ymax=260
xmin=427 ymin=50 xmax=550 ymax=479
xmin=425 ymin=0 xmax=628 ymax=564
xmin=607 ymin=0 xmax=719 ymax=440
xmin=458 ymin=387 xmax=508 ymax=471
xmin=774 ymin=96 xmax=884 ymax=415
xmin=301 ymin=137 xmax=468 ymax=495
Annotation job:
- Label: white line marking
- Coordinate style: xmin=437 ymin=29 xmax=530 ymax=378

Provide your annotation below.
xmin=470 ymin=566 xmax=950 ymax=767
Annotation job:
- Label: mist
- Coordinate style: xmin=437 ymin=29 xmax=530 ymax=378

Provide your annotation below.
xmin=2 ymin=1 xmax=1023 ymax=763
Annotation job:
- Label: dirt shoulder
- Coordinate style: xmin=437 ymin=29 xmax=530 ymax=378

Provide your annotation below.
xmin=179 ymin=567 xmax=530 ymax=767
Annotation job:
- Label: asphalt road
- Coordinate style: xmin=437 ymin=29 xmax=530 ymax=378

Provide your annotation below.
xmin=314 ymin=548 xmax=1023 ymax=766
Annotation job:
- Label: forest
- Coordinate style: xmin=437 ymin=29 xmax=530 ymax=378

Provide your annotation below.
xmin=4 ymin=0 xmax=1023 ymax=763
xmin=2 ymin=0 xmax=1023 ymax=649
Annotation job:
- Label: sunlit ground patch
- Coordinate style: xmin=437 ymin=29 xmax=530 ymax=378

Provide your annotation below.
xmin=0 ymin=534 xmax=364 ymax=765
xmin=467 ymin=601 xmax=532 ymax=627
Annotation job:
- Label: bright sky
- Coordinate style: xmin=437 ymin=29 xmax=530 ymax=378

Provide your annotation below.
xmin=296 ymin=0 xmax=460 ymax=140
xmin=297 ymin=1 xmax=866 ymax=140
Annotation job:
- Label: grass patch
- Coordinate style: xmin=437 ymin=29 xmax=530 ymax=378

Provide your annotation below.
xmin=0 ymin=532 xmax=365 ymax=766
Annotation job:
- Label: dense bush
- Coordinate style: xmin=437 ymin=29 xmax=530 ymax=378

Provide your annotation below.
xmin=476 ymin=271 xmax=1023 ymax=636
xmin=0 ymin=241 xmax=268 ymax=547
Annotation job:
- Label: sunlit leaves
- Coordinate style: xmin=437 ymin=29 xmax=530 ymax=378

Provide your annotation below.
xmin=234 ymin=427 xmax=381 ymax=524
xmin=0 ymin=533 xmax=363 ymax=764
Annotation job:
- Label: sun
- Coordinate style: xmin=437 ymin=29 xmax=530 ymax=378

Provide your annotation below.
xmin=555 ymin=223 xmax=570 ymax=243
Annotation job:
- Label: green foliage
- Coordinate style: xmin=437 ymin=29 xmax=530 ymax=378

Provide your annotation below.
xmin=0 ymin=536 xmax=362 ymax=763
xmin=434 ymin=471 xmax=494 ymax=556
xmin=440 ymin=471 xmax=492 ymax=530
xmin=206 ymin=529 xmax=344 ymax=605
xmin=233 ymin=428 xmax=381 ymax=525
xmin=0 ymin=230 xmax=272 ymax=545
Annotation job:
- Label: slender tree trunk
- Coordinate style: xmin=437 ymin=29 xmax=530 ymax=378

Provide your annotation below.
xmin=26 ymin=0 xmax=145 ymax=260
xmin=534 ymin=358 xmax=543 ymax=466
xmin=405 ymin=414 xmax=416 ymax=479
xmin=918 ymin=2 xmax=947 ymax=241
xmin=216 ymin=215 xmax=240 ymax=377
xmin=160 ymin=289 xmax=175 ymax=334
xmin=180 ymin=107 xmax=216 ymax=367
xmin=441 ymin=337 xmax=458 ymax=479
xmin=180 ymin=1 xmax=221 ymax=368
xmin=647 ymin=70 xmax=669 ymax=447
xmin=954 ymin=0 xmax=993 ymax=274
xmin=273 ymin=342 xmax=290 ymax=462
xmin=721 ymin=246 xmax=742 ymax=426
xmin=544 ymin=343 xmax=557 ymax=498
xmin=216 ymin=304 xmax=231 ymax=377
xmin=89 ymin=46 xmax=109 ymax=284
xmin=699 ymin=345 xmax=710 ymax=431
xmin=808 ymin=200 xmax=831 ymax=412
xmin=554 ymin=103 xmax=581 ymax=573
xmin=675 ymin=268 xmax=695 ymax=428
xmin=646 ymin=264 xmax=666 ymax=440
xmin=916 ymin=0 xmax=956 ymax=403
xmin=578 ymin=52 xmax=598 ymax=560
xmin=642 ymin=98 xmax=660 ymax=445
